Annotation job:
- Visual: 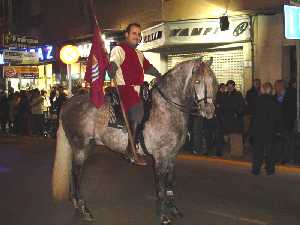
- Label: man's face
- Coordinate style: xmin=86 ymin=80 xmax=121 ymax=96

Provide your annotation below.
xmin=253 ymin=80 xmax=261 ymax=89
xmin=227 ymin=83 xmax=234 ymax=92
xmin=125 ymin=25 xmax=142 ymax=47
xmin=275 ymin=82 xmax=284 ymax=94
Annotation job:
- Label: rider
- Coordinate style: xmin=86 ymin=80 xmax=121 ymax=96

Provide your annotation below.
xmin=108 ymin=23 xmax=161 ymax=166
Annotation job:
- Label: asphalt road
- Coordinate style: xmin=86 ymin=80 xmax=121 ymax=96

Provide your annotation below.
xmin=0 ymin=135 xmax=300 ymax=225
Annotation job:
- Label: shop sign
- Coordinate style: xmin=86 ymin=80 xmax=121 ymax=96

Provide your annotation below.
xmin=3 ymin=50 xmax=39 ymax=64
xmin=3 ymin=33 xmax=39 ymax=48
xmin=140 ymin=23 xmax=165 ymax=51
xmin=77 ymin=43 xmax=92 ymax=58
xmin=140 ymin=16 xmax=251 ymax=50
xmin=4 ymin=66 xmax=39 ymax=79
xmin=0 ymin=53 xmax=4 ymax=65
xmin=284 ymin=5 xmax=300 ymax=39
xmin=27 ymin=45 xmax=54 ymax=62
xmin=166 ymin=16 xmax=250 ymax=45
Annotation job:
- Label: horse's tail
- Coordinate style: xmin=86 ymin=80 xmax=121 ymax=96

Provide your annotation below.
xmin=52 ymin=119 xmax=72 ymax=201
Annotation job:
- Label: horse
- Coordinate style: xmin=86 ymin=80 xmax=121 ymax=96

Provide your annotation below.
xmin=52 ymin=58 xmax=217 ymax=225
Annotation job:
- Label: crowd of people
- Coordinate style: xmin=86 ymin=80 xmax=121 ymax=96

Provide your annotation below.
xmin=0 ymin=86 xmax=68 ymax=137
xmin=189 ymin=78 xmax=298 ymax=175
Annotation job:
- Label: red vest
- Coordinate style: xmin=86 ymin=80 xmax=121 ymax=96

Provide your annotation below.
xmin=117 ymin=42 xmax=151 ymax=112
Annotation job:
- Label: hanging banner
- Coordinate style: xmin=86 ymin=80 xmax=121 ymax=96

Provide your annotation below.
xmin=3 ymin=66 xmax=39 ymax=79
xmin=3 ymin=50 xmax=39 ymax=64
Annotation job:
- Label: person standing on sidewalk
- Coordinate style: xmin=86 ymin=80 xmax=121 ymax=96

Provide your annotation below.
xmin=30 ymin=89 xmax=44 ymax=136
xmin=249 ymin=82 xmax=283 ymax=175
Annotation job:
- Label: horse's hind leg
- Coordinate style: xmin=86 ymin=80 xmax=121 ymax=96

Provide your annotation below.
xmin=70 ymin=147 xmax=93 ymax=221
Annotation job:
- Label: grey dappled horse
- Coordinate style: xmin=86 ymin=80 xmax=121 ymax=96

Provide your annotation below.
xmin=52 ymin=58 xmax=217 ymax=225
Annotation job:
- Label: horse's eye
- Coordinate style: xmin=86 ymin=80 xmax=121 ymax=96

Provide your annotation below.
xmin=195 ymin=80 xmax=200 ymax=84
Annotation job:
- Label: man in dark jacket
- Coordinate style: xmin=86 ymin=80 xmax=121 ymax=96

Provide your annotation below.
xmin=245 ymin=79 xmax=261 ymax=115
xmin=0 ymin=91 xmax=9 ymax=133
xmin=222 ymin=80 xmax=245 ymax=134
xmin=283 ymin=78 xmax=297 ymax=132
xmin=249 ymin=82 xmax=283 ymax=175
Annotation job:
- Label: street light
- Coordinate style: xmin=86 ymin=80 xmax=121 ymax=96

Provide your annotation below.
xmin=59 ymin=45 xmax=80 ymax=96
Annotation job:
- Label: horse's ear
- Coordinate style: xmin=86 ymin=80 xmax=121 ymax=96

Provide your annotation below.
xmin=205 ymin=57 xmax=213 ymax=67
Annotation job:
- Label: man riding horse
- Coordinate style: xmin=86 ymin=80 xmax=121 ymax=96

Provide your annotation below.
xmin=109 ymin=23 xmax=161 ymax=166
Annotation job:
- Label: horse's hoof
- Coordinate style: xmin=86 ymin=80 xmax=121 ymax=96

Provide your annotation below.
xmin=83 ymin=212 xmax=94 ymax=221
xmin=170 ymin=207 xmax=184 ymax=219
xmin=71 ymin=198 xmax=79 ymax=209
xmin=77 ymin=199 xmax=94 ymax=221
xmin=161 ymin=216 xmax=172 ymax=225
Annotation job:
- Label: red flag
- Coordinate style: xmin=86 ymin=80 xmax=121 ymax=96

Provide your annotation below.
xmin=84 ymin=25 xmax=109 ymax=108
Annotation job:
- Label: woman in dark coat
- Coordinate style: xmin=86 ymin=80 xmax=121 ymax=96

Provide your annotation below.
xmin=249 ymin=82 xmax=283 ymax=175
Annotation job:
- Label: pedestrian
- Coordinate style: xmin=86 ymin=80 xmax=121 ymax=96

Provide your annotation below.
xmin=8 ymin=92 xmax=19 ymax=134
xmin=222 ymin=80 xmax=245 ymax=157
xmin=215 ymin=83 xmax=227 ymax=156
xmin=249 ymin=82 xmax=283 ymax=175
xmin=282 ymin=78 xmax=297 ymax=163
xmin=30 ymin=89 xmax=44 ymax=136
xmin=54 ymin=87 xmax=68 ymax=116
xmin=274 ymin=80 xmax=289 ymax=163
xmin=16 ymin=91 xmax=31 ymax=135
xmin=245 ymin=79 xmax=261 ymax=115
xmin=0 ymin=90 xmax=9 ymax=133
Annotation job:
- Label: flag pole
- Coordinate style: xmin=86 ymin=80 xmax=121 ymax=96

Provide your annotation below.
xmin=89 ymin=0 xmax=139 ymax=160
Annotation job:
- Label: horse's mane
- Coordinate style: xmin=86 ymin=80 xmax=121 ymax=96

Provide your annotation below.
xmin=154 ymin=59 xmax=204 ymax=88
xmin=163 ymin=59 xmax=200 ymax=77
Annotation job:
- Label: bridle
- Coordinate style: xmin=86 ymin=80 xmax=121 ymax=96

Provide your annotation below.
xmin=154 ymin=76 xmax=213 ymax=116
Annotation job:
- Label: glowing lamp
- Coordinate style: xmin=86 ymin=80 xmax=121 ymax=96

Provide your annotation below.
xmin=60 ymin=45 xmax=80 ymax=64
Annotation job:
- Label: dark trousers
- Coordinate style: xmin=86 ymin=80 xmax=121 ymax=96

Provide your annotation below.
xmin=191 ymin=116 xmax=205 ymax=153
xmin=32 ymin=114 xmax=44 ymax=136
xmin=0 ymin=116 xmax=8 ymax=132
xmin=252 ymin=140 xmax=275 ymax=174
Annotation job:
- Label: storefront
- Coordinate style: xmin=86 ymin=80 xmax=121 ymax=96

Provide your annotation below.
xmin=0 ymin=44 xmax=56 ymax=93
xmin=139 ymin=15 xmax=253 ymax=93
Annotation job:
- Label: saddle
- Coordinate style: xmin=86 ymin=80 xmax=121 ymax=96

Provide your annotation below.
xmin=105 ymin=84 xmax=151 ymax=130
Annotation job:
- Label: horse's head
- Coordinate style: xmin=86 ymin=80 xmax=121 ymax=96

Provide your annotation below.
xmin=188 ymin=58 xmax=217 ymax=119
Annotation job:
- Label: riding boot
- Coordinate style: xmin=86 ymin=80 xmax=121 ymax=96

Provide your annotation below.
xmin=124 ymin=122 xmax=147 ymax=166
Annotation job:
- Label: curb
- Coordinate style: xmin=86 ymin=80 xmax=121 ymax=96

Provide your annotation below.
xmin=178 ymin=154 xmax=300 ymax=175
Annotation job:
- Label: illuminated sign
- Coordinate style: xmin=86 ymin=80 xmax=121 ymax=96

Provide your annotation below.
xmin=0 ymin=53 xmax=3 ymax=64
xmin=3 ymin=66 xmax=39 ymax=79
xmin=60 ymin=45 xmax=80 ymax=64
xmin=3 ymin=50 xmax=39 ymax=64
xmin=27 ymin=45 xmax=54 ymax=61
xmin=284 ymin=5 xmax=300 ymax=39
xmin=77 ymin=43 xmax=92 ymax=58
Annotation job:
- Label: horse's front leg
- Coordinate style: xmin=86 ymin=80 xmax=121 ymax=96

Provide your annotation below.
xmin=154 ymin=155 xmax=183 ymax=225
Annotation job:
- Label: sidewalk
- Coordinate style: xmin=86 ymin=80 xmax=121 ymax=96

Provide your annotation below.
xmin=178 ymin=152 xmax=300 ymax=175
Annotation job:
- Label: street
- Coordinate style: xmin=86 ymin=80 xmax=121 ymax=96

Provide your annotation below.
xmin=0 ymin=135 xmax=300 ymax=225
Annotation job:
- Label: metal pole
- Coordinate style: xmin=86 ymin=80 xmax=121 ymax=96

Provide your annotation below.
xmin=297 ymin=40 xmax=300 ymax=133
xmin=67 ymin=64 xmax=72 ymax=97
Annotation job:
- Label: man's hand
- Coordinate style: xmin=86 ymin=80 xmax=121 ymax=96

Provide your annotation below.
xmin=145 ymin=65 xmax=162 ymax=77
xmin=107 ymin=62 xmax=118 ymax=79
